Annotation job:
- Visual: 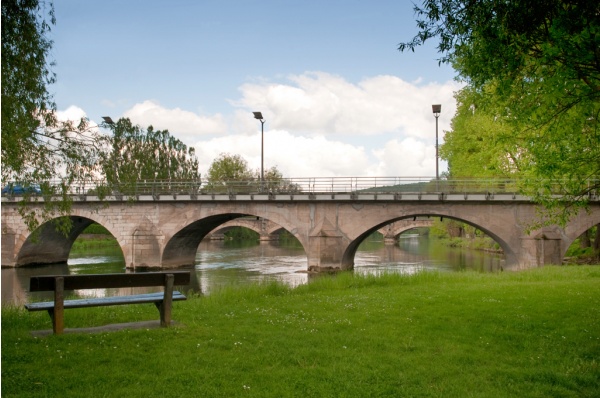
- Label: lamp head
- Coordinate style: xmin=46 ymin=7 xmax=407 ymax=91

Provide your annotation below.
xmin=432 ymin=104 xmax=441 ymax=116
xmin=253 ymin=112 xmax=264 ymax=120
xmin=102 ymin=116 xmax=115 ymax=124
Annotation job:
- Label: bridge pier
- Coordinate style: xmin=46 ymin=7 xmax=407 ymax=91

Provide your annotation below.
xmin=516 ymin=228 xmax=564 ymax=268
xmin=129 ymin=229 xmax=163 ymax=268
xmin=306 ymin=216 xmax=354 ymax=272
xmin=307 ymin=234 xmax=351 ymax=272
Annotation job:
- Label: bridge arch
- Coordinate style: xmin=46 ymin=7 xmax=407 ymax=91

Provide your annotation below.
xmin=206 ymin=217 xmax=284 ymax=241
xmin=211 ymin=224 xmax=263 ymax=237
xmin=561 ymin=212 xmax=600 ymax=260
xmin=12 ymin=215 xmax=124 ymax=267
xmin=341 ymin=213 xmax=512 ymax=270
xmin=162 ymin=212 xmax=308 ymax=268
xmin=376 ymin=219 xmax=434 ymax=242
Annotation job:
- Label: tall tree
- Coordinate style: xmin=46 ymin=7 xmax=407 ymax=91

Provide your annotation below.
xmin=440 ymin=86 xmax=519 ymax=178
xmin=205 ymin=153 xmax=254 ymax=192
xmin=204 ymin=154 xmax=298 ymax=193
xmin=206 ymin=153 xmax=254 ymax=182
xmin=100 ymin=118 xmax=199 ymax=193
xmin=400 ymin=0 xmax=600 ymax=224
xmin=2 ymin=0 xmax=103 ymax=233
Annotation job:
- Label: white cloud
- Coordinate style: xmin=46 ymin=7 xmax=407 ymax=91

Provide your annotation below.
xmin=193 ymin=130 xmax=371 ymax=177
xmin=56 ymin=105 xmax=88 ymax=122
xmin=123 ymin=100 xmax=227 ymax=143
xmin=193 ymin=130 xmax=445 ymax=178
xmin=220 ymin=72 xmax=459 ymax=177
xmin=64 ymin=72 xmax=459 ymax=179
xmin=369 ymin=137 xmax=436 ymax=176
xmin=235 ymin=72 xmax=460 ymax=139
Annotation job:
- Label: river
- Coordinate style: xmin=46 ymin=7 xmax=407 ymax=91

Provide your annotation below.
xmin=1 ymin=235 xmax=504 ymax=305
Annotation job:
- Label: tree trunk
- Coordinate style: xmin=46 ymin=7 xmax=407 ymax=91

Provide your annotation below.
xmin=593 ymin=225 xmax=600 ymax=260
xmin=579 ymin=230 xmax=591 ymax=248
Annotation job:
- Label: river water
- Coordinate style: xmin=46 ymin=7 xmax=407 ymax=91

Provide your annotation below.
xmin=1 ymin=236 xmax=504 ymax=305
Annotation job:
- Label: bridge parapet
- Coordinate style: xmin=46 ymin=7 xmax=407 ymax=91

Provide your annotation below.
xmin=4 ymin=177 xmax=597 ymax=200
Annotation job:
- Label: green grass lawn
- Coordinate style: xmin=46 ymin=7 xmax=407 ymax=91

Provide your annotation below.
xmin=2 ymin=266 xmax=599 ymax=397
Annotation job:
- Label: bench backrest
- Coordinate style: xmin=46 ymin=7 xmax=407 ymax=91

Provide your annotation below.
xmin=29 ymin=271 xmax=191 ymax=292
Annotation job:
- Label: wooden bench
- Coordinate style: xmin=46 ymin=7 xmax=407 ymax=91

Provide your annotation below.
xmin=25 ymin=271 xmax=191 ymax=334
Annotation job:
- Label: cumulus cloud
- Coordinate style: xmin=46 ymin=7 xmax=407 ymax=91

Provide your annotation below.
xmin=193 ymin=130 xmax=371 ymax=177
xmin=219 ymin=72 xmax=459 ymax=177
xmin=123 ymin=100 xmax=227 ymax=143
xmin=56 ymin=105 xmax=89 ymax=122
xmin=369 ymin=137 xmax=437 ymax=176
xmin=69 ymin=72 xmax=459 ymax=178
xmin=193 ymin=132 xmax=442 ymax=178
xmin=235 ymin=72 xmax=460 ymax=139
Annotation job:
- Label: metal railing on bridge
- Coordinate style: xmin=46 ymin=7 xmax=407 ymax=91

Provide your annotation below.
xmin=54 ymin=177 xmax=523 ymax=197
xmin=3 ymin=177 xmax=597 ymax=199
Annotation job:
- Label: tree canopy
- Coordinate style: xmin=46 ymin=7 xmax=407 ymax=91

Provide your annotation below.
xmin=205 ymin=153 xmax=298 ymax=193
xmin=2 ymin=0 xmax=103 ymax=232
xmin=100 ymin=118 xmax=199 ymax=191
xmin=206 ymin=153 xmax=255 ymax=183
xmin=400 ymin=0 xmax=600 ymax=223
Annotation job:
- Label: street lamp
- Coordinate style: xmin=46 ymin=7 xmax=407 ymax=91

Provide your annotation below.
xmin=253 ymin=112 xmax=266 ymax=182
xmin=432 ymin=104 xmax=441 ymax=180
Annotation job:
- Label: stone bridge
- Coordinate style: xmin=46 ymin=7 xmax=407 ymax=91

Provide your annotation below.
xmin=205 ymin=218 xmax=433 ymax=242
xmin=2 ymin=192 xmax=599 ymax=272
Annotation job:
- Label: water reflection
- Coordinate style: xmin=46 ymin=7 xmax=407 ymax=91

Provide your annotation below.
xmin=195 ymin=240 xmax=308 ymax=295
xmin=1 ymin=236 xmax=504 ymax=305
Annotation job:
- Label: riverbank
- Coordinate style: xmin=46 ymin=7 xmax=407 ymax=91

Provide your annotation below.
xmin=2 ymin=266 xmax=599 ymax=397
xmin=71 ymin=234 xmax=119 ymax=250
xmin=433 ymin=236 xmax=503 ymax=253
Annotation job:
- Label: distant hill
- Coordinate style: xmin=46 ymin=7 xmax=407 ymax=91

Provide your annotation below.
xmin=358 ymin=181 xmax=434 ymax=193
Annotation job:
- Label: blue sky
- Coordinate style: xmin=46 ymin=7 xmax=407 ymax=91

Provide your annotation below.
xmin=51 ymin=0 xmax=460 ymax=177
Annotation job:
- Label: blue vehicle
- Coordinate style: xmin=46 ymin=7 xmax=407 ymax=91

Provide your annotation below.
xmin=1 ymin=183 xmax=42 ymax=195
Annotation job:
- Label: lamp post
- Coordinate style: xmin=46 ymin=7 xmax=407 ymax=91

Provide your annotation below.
xmin=253 ymin=112 xmax=266 ymax=182
xmin=432 ymin=104 xmax=441 ymax=180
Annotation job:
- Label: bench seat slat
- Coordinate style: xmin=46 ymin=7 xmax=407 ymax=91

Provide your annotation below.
xmin=29 ymin=272 xmax=191 ymax=292
xmin=25 ymin=291 xmax=186 ymax=311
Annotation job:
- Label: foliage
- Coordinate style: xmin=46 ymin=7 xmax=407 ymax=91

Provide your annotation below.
xmin=204 ymin=153 xmax=255 ymax=193
xmin=204 ymin=153 xmax=299 ymax=193
xmin=400 ymin=0 xmax=600 ymax=225
xmin=2 ymin=0 xmax=106 ymax=233
xmin=567 ymin=225 xmax=600 ymax=261
xmin=429 ymin=218 xmax=500 ymax=252
xmin=82 ymin=223 xmax=111 ymax=235
xmin=100 ymin=118 xmax=199 ymax=194
xmin=440 ymin=87 xmax=520 ymax=177
xmin=206 ymin=153 xmax=254 ymax=183
xmin=261 ymin=166 xmax=302 ymax=193
xmin=400 ymin=0 xmax=599 ymax=94
xmin=223 ymin=227 xmax=259 ymax=241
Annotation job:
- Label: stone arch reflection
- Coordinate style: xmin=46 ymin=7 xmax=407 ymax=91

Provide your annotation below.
xmin=345 ymin=214 xmax=507 ymax=273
